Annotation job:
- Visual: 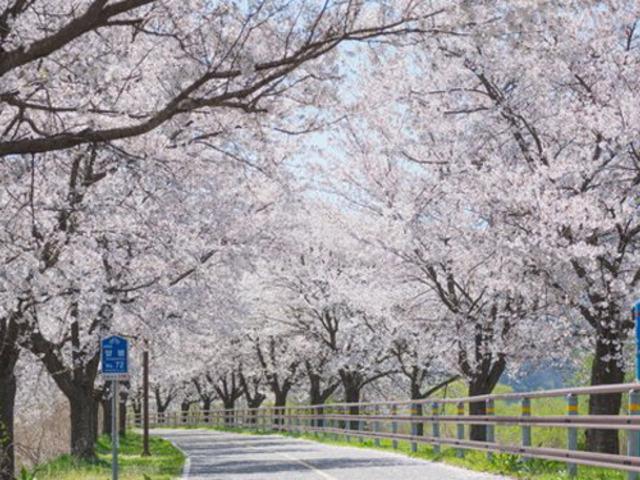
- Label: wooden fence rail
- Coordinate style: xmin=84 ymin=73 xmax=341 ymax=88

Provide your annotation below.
xmin=129 ymin=382 xmax=640 ymax=478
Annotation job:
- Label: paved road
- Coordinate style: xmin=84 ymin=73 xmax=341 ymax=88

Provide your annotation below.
xmin=156 ymin=429 xmax=511 ymax=480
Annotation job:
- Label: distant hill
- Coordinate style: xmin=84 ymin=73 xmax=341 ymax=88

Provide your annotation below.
xmin=501 ymin=362 xmax=576 ymax=392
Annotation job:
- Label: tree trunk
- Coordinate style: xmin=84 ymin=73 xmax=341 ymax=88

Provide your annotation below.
xmin=92 ymin=395 xmax=99 ymax=443
xmin=119 ymin=398 xmax=127 ymax=437
xmin=308 ymin=372 xmax=338 ymax=430
xmin=309 ymin=386 xmax=325 ymax=429
xmin=132 ymin=400 xmax=142 ymax=427
xmin=102 ymin=398 xmax=112 ymax=436
xmin=202 ymin=398 xmax=212 ymax=423
xmin=0 ymin=355 xmax=17 ymax=480
xmin=344 ymin=382 xmax=361 ymax=431
xmin=247 ymin=397 xmax=265 ymax=424
xmin=586 ymin=333 xmax=625 ymax=454
xmin=223 ymin=400 xmax=235 ymax=425
xmin=69 ymin=390 xmax=98 ymax=461
xmin=274 ymin=391 xmax=288 ymax=427
xmin=0 ymin=315 xmax=20 ymax=480
xmin=181 ymin=401 xmax=191 ymax=424
xmin=410 ymin=379 xmax=424 ymax=436
xmin=468 ymin=368 xmax=504 ymax=441
xmin=413 ymin=403 xmax=424 ymax=436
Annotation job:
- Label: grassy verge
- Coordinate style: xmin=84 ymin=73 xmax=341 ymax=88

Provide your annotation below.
xmin=186 ymin=424 xmax=625 ymax=480
xmin=28 ymin=432 xmax=184 ymax=480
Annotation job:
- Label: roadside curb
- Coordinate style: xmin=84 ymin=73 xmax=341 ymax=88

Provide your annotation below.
xmin=169 ymin=440 xmax=191 ymax=479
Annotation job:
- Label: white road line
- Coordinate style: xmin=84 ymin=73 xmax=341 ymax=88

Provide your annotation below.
xmin=278 ymin=452 xmax=338 ymax=480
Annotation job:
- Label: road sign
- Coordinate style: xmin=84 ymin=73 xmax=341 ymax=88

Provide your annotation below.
xmin=101 ymin=335 xmax=129 ymax=480
xmin=101 ymin=335 xmax=129 ymax=378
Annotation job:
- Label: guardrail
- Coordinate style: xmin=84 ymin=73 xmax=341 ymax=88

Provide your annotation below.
xmin=131 ymin=382 xmax=640 ymax=478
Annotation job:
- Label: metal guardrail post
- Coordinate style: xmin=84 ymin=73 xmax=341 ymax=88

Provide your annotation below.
xmin=432 ymin=402 xmax=440 ymax=454
xmin=358 ymin=406 xmax=364 ymax=444
xmin=486 ymin=398 xmax=495 ymax=461
xmin=329 ymin=406 xmax=335 ymax=440
xmin=345 ymin=406 xmax=351 ymax=443
xmin=522 ymin=397 xmax=531 ymax=461
xmin=456 ymin=402 xmax=465 ymax=458
xmin=374 ymin=405 xmax=381 ymax=447
xmin=628 ymin=390 xmax=640 ymax=480
xmin=391 ymin=404 xmax=398 ymax=449
xmin=308 ymin=407 xmax=312 ymax=433
xmin=567 ymin=393 xmax=578 ymax=477
xmin=411 ymin=402 xmax=418 ymax=453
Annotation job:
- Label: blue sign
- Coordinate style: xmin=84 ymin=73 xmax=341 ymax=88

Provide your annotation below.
xmin=101 ymin=335 xmax=129 ymax=376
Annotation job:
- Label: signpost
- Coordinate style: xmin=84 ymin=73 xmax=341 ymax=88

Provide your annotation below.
xmin=101 ymin=336 xmax=129 ymax=480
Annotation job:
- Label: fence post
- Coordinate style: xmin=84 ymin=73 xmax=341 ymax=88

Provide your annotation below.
xmin=432 ymin=402 xmax=440 ymax=455
xmin=522 ymin=397 xmax=531 ymax=460
xmin=567 ymin=394 xmax=578 ymax=478
xmin=374 ymin=405 xmax=381 ymax=447
xmin=391 ymin=404 xmax=398 ymax=449
xmin=456 ymin=402 xmax=465 ymax=458
xmin=486 ymin=398 xmax=495 ymax=461
xmin=628 ymin=390 xmax=640 ymax=480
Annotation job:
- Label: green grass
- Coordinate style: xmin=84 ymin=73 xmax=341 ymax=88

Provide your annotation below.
xmin=29 ymin=432 xmax=184 ymax=480
xmin=187 ymin=424 xmax=626 ymax=480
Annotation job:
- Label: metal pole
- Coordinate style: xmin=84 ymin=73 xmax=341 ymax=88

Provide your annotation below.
xmin=567 ymin=394 xmax=578 ymax=477
xmin=112 ymin=379 xmax=119 ymax=480
xmin=431 ymin=402 xmax=440 ymax=455
xmin=522 ymin=397 xmax=531 ymax=461
xmin=374 ymin=405 xmax=380 ymax=447
xmin=486 ymin=399 xmax=495 ymax=461
xmin=391 ymin=404 xmax=398 ymax=450
xmin=142 ymin=347 xmax=150 ymax=456
xmin=456 ymin=402 xmax=465 ymax=458
xmin=629 ymin=390 xmax=640 ymax=480
xmin=411 ymin=402 xmax=418 ymax=453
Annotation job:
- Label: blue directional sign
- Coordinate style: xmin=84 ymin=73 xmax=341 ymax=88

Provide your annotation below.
xmin=101 ymin=335 xmax=129 ymax=376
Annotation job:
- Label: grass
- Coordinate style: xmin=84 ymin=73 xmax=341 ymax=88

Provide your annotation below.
xmin=29 ymin=432 xmax=184 ymax=480
xmin=183 ymin=424 xmax=627 ymax=480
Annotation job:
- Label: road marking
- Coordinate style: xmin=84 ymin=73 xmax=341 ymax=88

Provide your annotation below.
xmin=278 ymin=452 xmax=338 ymax=480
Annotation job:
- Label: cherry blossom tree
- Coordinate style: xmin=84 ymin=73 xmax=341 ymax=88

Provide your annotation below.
xmin=397 ymin=1 xmax=640 ymax=451
xmin=246 ymin=204 xmax=400 ymax=429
